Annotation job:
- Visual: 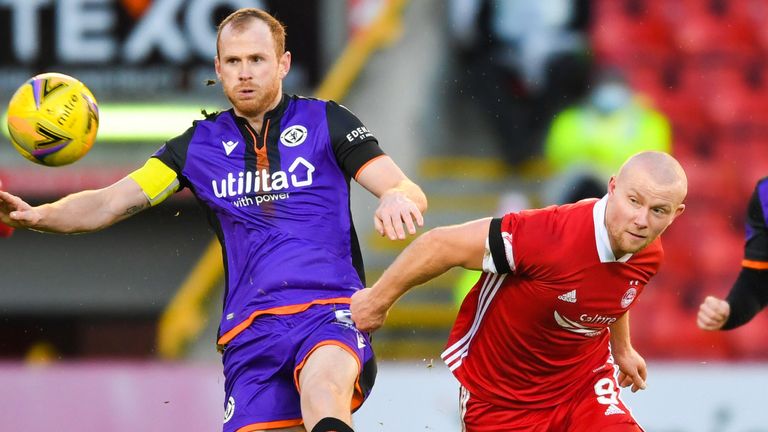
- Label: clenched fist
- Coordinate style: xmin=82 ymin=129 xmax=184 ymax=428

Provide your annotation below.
xmin=696 ymin=296 xmax=730 ymax=331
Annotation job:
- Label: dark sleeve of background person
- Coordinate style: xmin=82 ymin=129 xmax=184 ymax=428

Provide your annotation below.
xmin=722 ymin=178 xmax=768 ymax=329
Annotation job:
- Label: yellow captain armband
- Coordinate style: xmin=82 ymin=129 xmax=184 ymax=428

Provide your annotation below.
xmin=128 ymin=158 xmax=180 ymax=207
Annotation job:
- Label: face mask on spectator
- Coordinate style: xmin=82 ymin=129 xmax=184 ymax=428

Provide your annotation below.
xmin=590 ymin=82 xmax=631 ymax=114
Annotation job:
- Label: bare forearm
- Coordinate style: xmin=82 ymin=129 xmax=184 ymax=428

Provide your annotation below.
xmin=609 ymin=312 xmax=632 ymax=353
xmin=34 ymin=191 xmax=112 ymax=233
xmin=352 ymin=218 xmax=489 ymax=331
xmin=36 ymin=187 xmax=146 ymax=233
xmin=371 ymin=228 xmax=466 ymax=309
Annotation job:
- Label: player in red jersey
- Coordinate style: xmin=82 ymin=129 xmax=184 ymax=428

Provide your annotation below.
xmin=352 ymin=151 xmax=687 ymax=431
xmin=697 ymin=176 xmax=768 ymax=331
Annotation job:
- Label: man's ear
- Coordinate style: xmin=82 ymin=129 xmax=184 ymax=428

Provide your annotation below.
xmin=214 ymin=56 xmax=222 ymax=81
xmin=279 ymin=51 xmax=292 ymax=79
xmin=673 ymin=203 xmax=686 ymax=219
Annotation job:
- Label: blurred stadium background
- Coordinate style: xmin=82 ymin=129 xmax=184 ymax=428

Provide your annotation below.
xmin=1 ymin=0 xmax=768 ymax=430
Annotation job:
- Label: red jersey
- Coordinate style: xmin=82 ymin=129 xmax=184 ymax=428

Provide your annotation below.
xmin=442 ymin=198 xmax=663 ymax=409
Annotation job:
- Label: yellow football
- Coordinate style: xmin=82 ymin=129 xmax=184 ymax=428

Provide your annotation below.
xmin=6 ymin=72 xmax=99 ymax=166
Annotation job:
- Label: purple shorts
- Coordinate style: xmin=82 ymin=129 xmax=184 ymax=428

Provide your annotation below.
xmin=221 ymin=304 xmax=376 ymax=431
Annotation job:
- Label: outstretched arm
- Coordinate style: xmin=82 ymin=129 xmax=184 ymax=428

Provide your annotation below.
xmin=609 ymin=312 xmax=647 ymax=393
xmin=351 ymin=217 xmax=490 ymax=332
xmin=355 ymin=156 xmax=428 ymax=240
xmin=0 ymin=176 xmax=150 ymax=234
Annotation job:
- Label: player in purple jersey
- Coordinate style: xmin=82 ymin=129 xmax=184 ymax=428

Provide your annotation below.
xmin=698 ymin=176 xmax=768 ymax=331
xmin=0 ymin=8 xmax=427 ymax=432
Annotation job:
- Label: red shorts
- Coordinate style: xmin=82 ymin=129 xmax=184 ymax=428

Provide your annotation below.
xmin=459 ymin=365 xmax=643 ymax=432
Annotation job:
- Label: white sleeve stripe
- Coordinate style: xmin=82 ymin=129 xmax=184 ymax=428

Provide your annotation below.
xmin=502 ymin=232 xmax=516 ymax=272
xmin=442 ymin=273 xmax=506 ymax=370
xmin=482 ymin=238 xmax=497 ymax=273
xmin=442 ymin=273 xmax=498 ymax=361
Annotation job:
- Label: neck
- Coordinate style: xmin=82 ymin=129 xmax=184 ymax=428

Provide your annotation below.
xmin=236 ymin=91 xmax=283 ymax=132
xmin=242 ymin=114 xmax=264 ymax=132
xmin=610 ymin=244 xmax=626 ymax=260
xmin=603 ymin=199 xmax=626 ymax=259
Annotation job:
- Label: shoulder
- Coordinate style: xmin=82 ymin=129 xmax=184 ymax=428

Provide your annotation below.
xmin=632 ymin=238 xmax=664 ymax=270
xmin=195 ymin=110 xmax=239 ymax=141
xmin=514 ymin=199 xmax=596 ymax=225
xmin=756 ymin=176 xmax=768 ymax=195
xmin=282 ymin=95 xmax=356 ymax=124
xmin=318 ymin=98 xmax=361 ymax=117
xmin=514 ymin=201 xmax=597 ymax=250
xmin=499 ymin=201 xmax=595 ymax=245
xmin=551 ymin=106 xmax=582 ymax=123
xmin=284 ymin=94 xmax=333 ymax=110
xmin=746 ymin=176 xmax=768 ymax=213
xmin=162 ymin=111 xmax=232 ymax=156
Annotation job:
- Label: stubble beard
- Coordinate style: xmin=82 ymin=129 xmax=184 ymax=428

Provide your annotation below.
xmin=608 ymin=225 xmax=645 ymax=257
xmin=621 ymin=231 xmax=651 ymax=255
xmin=225 ymin=79 xmax=280 ymax=119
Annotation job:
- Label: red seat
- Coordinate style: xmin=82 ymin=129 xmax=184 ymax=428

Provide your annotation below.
xmin=717 ymin=0 xmax=768 ymax=55
xmin=679 ymin=64 xmax=768 ymax=130
xmin=669 ymin=0 xmax=758 ymax=60
xmin=649 ymin=67 xmax=713 ymax=145
xmin=714 ymin=138 xmax=768 ymax=194
xmin=591 ymin=0 xmax=675 ymax=64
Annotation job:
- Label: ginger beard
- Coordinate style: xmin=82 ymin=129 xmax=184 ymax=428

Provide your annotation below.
xmin=223 ymin=77 xmax=280 ymax=119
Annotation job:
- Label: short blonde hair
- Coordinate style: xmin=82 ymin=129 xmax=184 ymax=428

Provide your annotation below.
xmin=217 ymin=8 xmax=286 ymax=58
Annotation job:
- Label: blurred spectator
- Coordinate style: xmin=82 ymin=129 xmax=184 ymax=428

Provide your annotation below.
xmin=446 ymin=0 xmax=591 ymax=165
xmin=543 ymin=70 xmax=671 ymax=204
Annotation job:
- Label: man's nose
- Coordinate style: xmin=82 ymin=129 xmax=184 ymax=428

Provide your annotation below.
xmin=238 ymin=64 xmax=252 ymax=80
xmin=634 ymin=209 xmax=649 ymax=228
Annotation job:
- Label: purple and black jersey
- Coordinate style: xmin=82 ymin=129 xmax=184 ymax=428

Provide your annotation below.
xmin=745 ymin=176 xmax=768 ymax=265
xmin=152 ymin=94 xmax=384 ymax=344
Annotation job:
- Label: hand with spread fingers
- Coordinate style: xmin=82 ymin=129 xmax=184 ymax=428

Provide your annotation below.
xmin=374 ymin=189 xmax=424 ymax=240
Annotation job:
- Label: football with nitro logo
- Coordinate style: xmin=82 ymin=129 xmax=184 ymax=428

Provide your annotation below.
xmin=6 ymin=72 xmax=99 ymax=166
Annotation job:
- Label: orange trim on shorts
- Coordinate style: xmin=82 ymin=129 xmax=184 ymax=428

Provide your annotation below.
xmin=354 ymin=154 xmax=387 ymax=180
xmin=217 ymin=298 xmax=352 ymax=346
xmin=293 ymin=341 xmax=366 ymax=412
xmin=235 ymin=418 xmax=303 ymax=431
xmin=743 ymin=259 xmax=768 ymax=270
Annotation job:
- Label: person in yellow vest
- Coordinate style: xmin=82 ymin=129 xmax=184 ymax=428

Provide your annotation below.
xmin=543 ymin=71 xmax=671 ymax=205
